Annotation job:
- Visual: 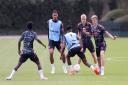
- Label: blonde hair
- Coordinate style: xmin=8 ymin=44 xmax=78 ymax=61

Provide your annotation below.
xmin=91 ymin=15 xmax=98 ymax=19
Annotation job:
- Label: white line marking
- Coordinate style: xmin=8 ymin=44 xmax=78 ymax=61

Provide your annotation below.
xmin=106 ymin=57 xmax=128 ymax=61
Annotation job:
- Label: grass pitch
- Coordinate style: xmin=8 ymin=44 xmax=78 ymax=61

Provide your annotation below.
xmin=0 ymin=36 xmax=128 ymax=85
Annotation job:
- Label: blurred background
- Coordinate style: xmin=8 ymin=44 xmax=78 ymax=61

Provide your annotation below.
xmin=0 ymin=0 xmax=128 ymax=36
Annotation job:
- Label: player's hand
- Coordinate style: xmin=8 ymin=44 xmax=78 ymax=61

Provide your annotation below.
xmin=80 ymin=48 xmax=83 ymax=52
xmin=83 ymin=28 xmax=87 ymax=32
xmin=44 ymin=45 xmax=46 ymax=48
xmin=60 ymin=56 xmax=62 ymax=60
xmin=60 ymin=43 xmax=64 ymax=48
xmin=18 ymin=50 xmax=21 ymax=55
xmin=113 ymin=36 xmax=117 ymax=40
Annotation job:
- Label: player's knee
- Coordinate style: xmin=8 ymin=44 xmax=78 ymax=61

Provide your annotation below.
xmin=100 ymin=52 xmax=105 ymax=57
xmin=49 ymin=50 xmax=54 ymax=55
xmin=91 ymin=52 xmax=95 ymax=57
xmin=97 ymin=57 xmax=100 ymax=59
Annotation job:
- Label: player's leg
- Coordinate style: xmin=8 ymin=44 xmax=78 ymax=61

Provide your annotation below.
xmin=30 ymin=53 xmax=48 ymax=80
xmin=6 ymin=54 xmax=28 ymax=80
xmin=87 ymin=41 xmax=98 ymax=65
xmin=100 ymin=50 xmax=105 ymax=76
xmin=48 ymin=40 xmax=55 ymax=74
xmin=56 ymin=41 xmax=67 ymax=73
xmin=99 ymin=42 xmax=106 ymax=76
xmin=66 ymin=48 xmax=77 ymax=75
xmin=77 ymin=49 xmax=99 ymax=75
xmin=96 ymin=48 xmax=101 ymax=67
xmin=77 ymin=43 xmax=86 ymax=64
xmin=91 ymin=52 xmax=98 ymax=65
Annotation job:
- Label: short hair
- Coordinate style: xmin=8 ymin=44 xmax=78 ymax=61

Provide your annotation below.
xmin=27 ymin=21 xmax=33 ymax=30
xmin=66 ymin=25 xmax=72 ymax=31
xmin=91 ymin=15 xmax=98 ymax=19
xmin=52 ymin=9 xmax=58 ymax=14
xmin=81 ymin=14 xmax=87 ymax=18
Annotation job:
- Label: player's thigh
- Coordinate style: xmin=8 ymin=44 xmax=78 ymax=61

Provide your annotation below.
xmin=100 ymin=50 xmax=105 ymax=57
xmin=82 ymin=43 xmax=87 ymax=53
xmin=30 ymin=53 xmax=40 ymax=64
xmin=100 ymin=42 xmax=106 ymax=51
xmin=67 ymin=48 xmax=76 ymax=57
xmin=19 ymin=54 xmax=29 ymax=63
xmin=48 ymin=40 xmax=55 ymax=51
xmin=87 ymin=41 xmax=95 ymax=53
xmin=100 ymin=42 xmax=106 ymax=57
xmin=49 ymin=48 xmax=54 ymax=54
xmin=55 ymin=41 xmax=61 ymax=52
xmin=77 ymin=51 xmax=86 ymax=60
xmin=96 ymin=48 xmax=100 ymax=57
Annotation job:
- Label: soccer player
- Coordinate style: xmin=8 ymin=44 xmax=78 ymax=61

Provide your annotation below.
xmin=61 ymin=25 xmax=99 ymax=75
xmin=77 ymin=14 xmax=97 ymax=65
xmin=91 ymin=15 xmax=117 ymax=76
xmin=6 ymin=21 xmax=48 ymax=80
xmin=48 ymin=10 xmax=67 ymax=74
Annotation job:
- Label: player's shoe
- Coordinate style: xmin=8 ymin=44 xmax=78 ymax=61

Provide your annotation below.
xmin=40 ymin=77 xmax=48 ymax=80
xmin=100 ymin=69 xmax=104 ymax=76
xmin=63 ymin=65 xmax=67 ymax=74
xmin=6 ymin=77 xmax=12 ymax=80
xmin=94 ymin=67 xmax=100 ymax=75
xmin=68 ymin=69 xmax=76 ymax=75
xmin=51 ymin=68 xmax=55 ymax=74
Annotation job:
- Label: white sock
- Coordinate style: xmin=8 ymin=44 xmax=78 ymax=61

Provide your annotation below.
xmin=90 ymin=65 xmax=95 ymax=71
xmin=38 ymin=70 xmax=44 ymax=78
xmin=101 ymin=66 xmax=104 ymax=71
xmin=67 ymin=65 xmax=73 ymax=70
xmin=62 ymin=63 xmax=67 ymax=73
xmin=95 ymin=63 xmax=98 ymax=67
xmin=63 ymin=63 xmax=67 ymax=68
xmin=51 ymin=64 xmax=55 ymax=68
xmin=8 ymin=69 xmax=16 ymax=78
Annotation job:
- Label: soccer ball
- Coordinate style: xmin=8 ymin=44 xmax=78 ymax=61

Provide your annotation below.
xmin=73 ymin=64 xmax=80 ymax=72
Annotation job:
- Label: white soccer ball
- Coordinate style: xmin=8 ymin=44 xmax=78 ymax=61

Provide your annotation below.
xmin=73 ymin=64 xmax=80 ymax=72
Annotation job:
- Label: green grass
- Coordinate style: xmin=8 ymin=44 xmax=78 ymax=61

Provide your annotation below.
xmin=0 ymin=37 xmax=128 ymax=85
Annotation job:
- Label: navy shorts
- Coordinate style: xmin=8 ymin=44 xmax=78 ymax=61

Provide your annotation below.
xmin=96 ymin=42 xmax=106 ymax=57
xmin=19 ymin=53 xmax=40 ymax=64
xmin=82 ymin=40 xmax=95 ymax=53
xmin=48 ymin=40 xmax=61 ymax=51
xmin=67 ymin=46 xmax=85 ymax=59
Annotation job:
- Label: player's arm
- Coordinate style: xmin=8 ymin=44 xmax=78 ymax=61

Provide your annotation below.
xmin=60 ymin=23 xmax=64 ymax=42
xmin=35 ymin=33 xmax=46 ymax=48
xmin=47 ymin=20 xmax=49 ymax=39
xmin=60 ymin=23 xmax=65 ymax=50
xmin=60 ymin=36 xmax=66 ymax=57
xmin=77 ymin=24 xmax=81 ymax=39
xmin=18 ymin=37 xmax=23 ymax=55
xmin=77 ymin=35 xmax=83 ymax=52
xmin=83 ymin=28 xmax=91 ymax=36
xmin=78 ymin=31 xmax=81 ymax=39
xmin=105 ymin=31 xmax=117 ymax=40
xmin=36 ymin=39 xmax=46 ymax=48
xmin=83 ymin=23 xmax=93 ymax=37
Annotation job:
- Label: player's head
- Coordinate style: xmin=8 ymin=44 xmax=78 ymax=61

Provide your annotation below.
xmin=66 ymin=25 xmax=72 ymax=32
xmin=81 ymin=14 xmax=87 ymax=24
xmin=27 ymin=21 xmax=33 ymax=30
xmin=91 ymin=15 xmax=98 ymax=25
xmin=52 ymin=10 xmax=58 ymax=21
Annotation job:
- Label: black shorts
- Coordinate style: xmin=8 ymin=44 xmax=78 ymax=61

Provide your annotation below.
xmin=96 ymin=42 xmax=106 ymax=57
xmin=48 ymin=40 xmax=61 ymax=51
xmin=83 ymin=40 xmax=95 ymax=53
xmin=67 ymin=46 xmax=85 ymax=59
xmin=19 ymin=53 xmax=40 ymax=64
